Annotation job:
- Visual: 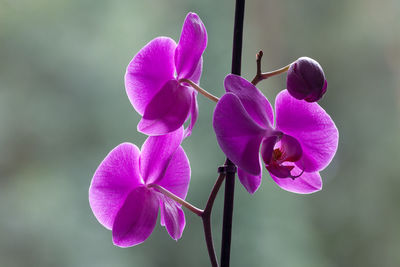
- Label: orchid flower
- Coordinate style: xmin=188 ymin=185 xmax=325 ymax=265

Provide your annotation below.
xmin=125 ymin=12 xmax=207 ymax=137
xmin=213 ymin=74 xmax=338 ymax=194
xmin=89 ymin=127 xmax=190 ymax=247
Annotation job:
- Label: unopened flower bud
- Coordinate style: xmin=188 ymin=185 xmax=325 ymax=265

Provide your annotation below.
xmin=286 ymin=57 xmax=327 ymax=102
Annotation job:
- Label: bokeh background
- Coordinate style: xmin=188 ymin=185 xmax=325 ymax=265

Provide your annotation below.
xmin=1 ymin=0 xmax=400 ymax=266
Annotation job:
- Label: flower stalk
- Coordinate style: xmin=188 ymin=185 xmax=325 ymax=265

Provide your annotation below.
xmin=251 ymin=50 xmax=291 ymax=86
xmin=151 ymin=173 xmax=226 ymax=267
xmin=202 ymin=173 xmax=226 ymax=267
xmin=179 ymin=78 xmax=220 ymax=103
xmin=148 ymin=183 xmax=203 ymax=216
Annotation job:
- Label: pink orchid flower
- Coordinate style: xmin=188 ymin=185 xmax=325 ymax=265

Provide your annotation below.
xmin=125 ymin=12 xmax=207 ymax=137
xmin=213 ymin=74 xmax=338 ymax=194
xmin=89 ymin=127 xmax=190 ymax=247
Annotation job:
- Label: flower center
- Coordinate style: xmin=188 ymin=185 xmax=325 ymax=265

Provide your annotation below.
xmin=272 ymin=148 xmax=283 ymax=162
xmin=261 ymin=134 xmax=304 ymax=180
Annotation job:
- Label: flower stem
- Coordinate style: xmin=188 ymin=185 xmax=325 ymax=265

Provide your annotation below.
xmin=251 ymin=50 xmax=291 ymax=86
xmin=201 ymin=173 xmax=226 ymax=267
xmin=179 ymin=78 xmax=219 ymax=103
xmin=220 ymin=0 xmax=245 ymax=266
xmin=148 ymin=184 xmax=203 ymax=217
xmin=150 ymin=172 xmax=226 ymax=267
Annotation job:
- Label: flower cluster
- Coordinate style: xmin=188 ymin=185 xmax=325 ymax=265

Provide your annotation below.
xmin=89 ymin=12 xmax=207 ymax=247
xmin=89 ymin=10 xmax=339 ymax=251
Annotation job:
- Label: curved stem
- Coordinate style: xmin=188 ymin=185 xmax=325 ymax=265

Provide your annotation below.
xmin=202 ymin=216 xmax=217 ymax=267
xmin=204 ymin=173 xmax=226 ymax=214
xmin=201 ymin=173 xmax=226 ymax=267
xmin=150 ymin=172 xmax=226 ymax=267
xmin=148 ymin=184 xmax=203 ymax=217
xmin=179 ymin=78 xmax=219 ymax=103
xmin=251 ymin=50 xmax=291 ymax=86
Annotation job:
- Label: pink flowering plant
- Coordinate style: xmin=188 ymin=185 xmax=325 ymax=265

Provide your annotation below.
xmin=89 ymin=2 xmax=338 ymax=266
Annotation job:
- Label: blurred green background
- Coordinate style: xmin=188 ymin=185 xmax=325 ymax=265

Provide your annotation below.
xmin=1 ymin=0 xmax=399 ymax=266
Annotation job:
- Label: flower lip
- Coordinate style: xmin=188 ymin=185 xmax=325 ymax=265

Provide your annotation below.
xmin=262 ymin=134 xmax=304 ymax=179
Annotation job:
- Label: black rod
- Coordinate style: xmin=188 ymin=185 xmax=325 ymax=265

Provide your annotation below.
xmin=220 ymin=1 xmax=245 ymax=266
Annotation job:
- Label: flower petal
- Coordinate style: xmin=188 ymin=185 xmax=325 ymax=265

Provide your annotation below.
xmin=213 ymin=93 xmax=266 ymax=175
xmin=157 ymin=146 xmax=190 ymax=199
xmin=138 ymin=80 xmax=192 ymax=135
xmin=224 ymin=74 xmax=274 ymax=128
xmin=112 ymin=187 xmax=159 ymax=247
xmin=184 ymin=92 xmax=198 ymax=138
xmin=238 ymin=167 xmax=262 ymax=194
xmin=125 ymin=37 xmax=176 ymax=115
xmin=140 ymin=127 xmax=184 ymax=185
xmin=189 ymin=57 xmax=203 ymax=84
xmin=275 ymin=90 xmax=338 ymax=172
xmin=89 ymin=143 xmax=142 ymax=230
xmin=269 ymin=165 xmax=322 ymax=194
xmin=160 ymin=197 xmax=186 ymax=240
xmin=175 ymin=12 xmax=207 ymax=80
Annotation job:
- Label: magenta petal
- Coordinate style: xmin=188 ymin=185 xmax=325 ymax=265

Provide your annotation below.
xmin=112 ymin=187 xmax=159 ymax=247
xmin=160 ymin=200 xmax=166 ymax=227
xmin=275 ymin=90 xmax=338 ymax=172
xmin=89 ymin=143 xmax=142 ymax=230
xmin=189 ymin=57 xmax=203 ymax=84
xmin=140 ymin=127 xmax=184 ymax=185
xmin=269 ymin=165 xmax=322 ymax=194
xmin=224 ymin=74 xmax=274 ymax=128
xmin=157 ymin=146 xmax=190 ymax=199
xmin=213 ymin=93 xmax=267 ymax=175
xmin=175 ymin=12 xmax=207 ymax=80
xmin=238 ymin=167 xmax=262 ymax=194
xmin=160 ymin=197 xmax=186 ymax=240
xmin=138 ymin=80 xmax=192 ymax=135
xmin=184 ymin=92 xmax=198 ymax=138
xmin=125 ymin=37 xmax=176 ymax=115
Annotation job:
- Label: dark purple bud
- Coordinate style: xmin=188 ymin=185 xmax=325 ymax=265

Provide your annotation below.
xmin=286 ymin=57 xmax=327 ymax=102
